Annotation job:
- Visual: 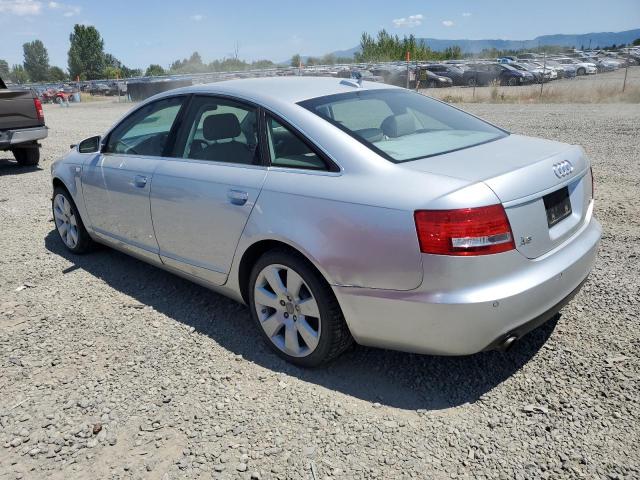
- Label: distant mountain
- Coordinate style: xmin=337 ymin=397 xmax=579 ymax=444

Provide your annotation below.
xmin=329 ymin=28 xmax=640 ymax=57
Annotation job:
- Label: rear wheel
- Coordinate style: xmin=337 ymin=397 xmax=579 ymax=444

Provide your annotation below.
xmin=52 ymin=187 xmax=93 ymax=254
xmin=248 ymin=249 xmax=353 ymax=367
xmin=12 ymin=146 xmax=40 ymax=166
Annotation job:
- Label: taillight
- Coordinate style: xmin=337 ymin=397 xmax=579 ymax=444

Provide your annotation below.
xmin=414 ymin=205 xmax=515 ymax=256
xmin=34 ymin=98 xmax=44 ymax=123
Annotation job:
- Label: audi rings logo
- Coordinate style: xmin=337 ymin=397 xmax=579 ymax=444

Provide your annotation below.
xmin=553 ymin=160 xmax=574 ymax=178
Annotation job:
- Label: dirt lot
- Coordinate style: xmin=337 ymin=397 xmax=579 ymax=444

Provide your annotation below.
xmin=0 ymin=98 xmax=638 ymax=479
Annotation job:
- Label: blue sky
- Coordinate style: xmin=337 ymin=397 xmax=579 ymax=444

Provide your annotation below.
xmin=1 ymin=0 xmax=639 ymax=69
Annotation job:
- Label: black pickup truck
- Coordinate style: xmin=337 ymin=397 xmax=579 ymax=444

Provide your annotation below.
xmin=0 ymin=77 xmax=48 ymax=166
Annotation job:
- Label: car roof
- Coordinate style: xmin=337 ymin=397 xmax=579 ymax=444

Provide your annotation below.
xmin=166 ymin=76 xmax=399 ymax=105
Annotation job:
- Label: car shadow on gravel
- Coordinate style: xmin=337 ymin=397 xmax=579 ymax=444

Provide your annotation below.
xmin=45 ymin=230 xmax=557 ymax=411
xmin=0 ymin=157 xmax=42 ymax=176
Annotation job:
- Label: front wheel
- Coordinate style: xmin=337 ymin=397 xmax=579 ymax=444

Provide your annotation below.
xmin=248 ymin=249 xmax=353 ymax=367
xmin=52 ymin=187 xmax=93 ymax=254
xmin=507 ymin=77 xmax=517 ymax=86
xmin=467 ymin=77 xmax=476 ymax=87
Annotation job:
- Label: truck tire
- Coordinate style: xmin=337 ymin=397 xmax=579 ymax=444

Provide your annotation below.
xmin=12 ymin=147 xmax=40 ymax=166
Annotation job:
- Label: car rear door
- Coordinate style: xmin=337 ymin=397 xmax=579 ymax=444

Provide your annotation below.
xmin=81 ymin=96 xmax=186 ymax=261
xmin=149 ymin=95 xmax=267 ymax=285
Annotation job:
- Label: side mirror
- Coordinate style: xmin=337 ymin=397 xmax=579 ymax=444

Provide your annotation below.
xmin=77 ymin=135 xmax=101 ymax=154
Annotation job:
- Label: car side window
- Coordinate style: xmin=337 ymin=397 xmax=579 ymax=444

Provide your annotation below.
xmin=266 ymin=116 xmax=328 ymax=171
xmin=105 ymin=97 xmax=183 ymax=157
xmin=178 ymin=96 xmax=260 ymax=165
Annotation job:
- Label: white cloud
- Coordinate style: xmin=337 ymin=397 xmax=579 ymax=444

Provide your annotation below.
xmin=462 ymin=12 xmax=472 ymax=17
xmin=0 ymin=0 xmax=43 ymax=16
xmin=47 ymin=1 xmax=80 ymax=16
xmin=442 ymin=20 xmax=454 ymax=27
xmin=191 ymin=14 xmax=204 ymax=21
xmin=392 ymin=14 xmax=423 ymax=28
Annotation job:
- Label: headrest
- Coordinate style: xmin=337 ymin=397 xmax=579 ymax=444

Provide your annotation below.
xmin=381 ymin=113 xmax=416 ymax=138
xmin=203 ymin=113 xmax=241 ymax=141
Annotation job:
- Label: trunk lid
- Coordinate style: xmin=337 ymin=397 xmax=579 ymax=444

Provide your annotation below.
xmin=401 ymin=134 xmax=592 ymax=259
xmin=0 ymin=86 xmax=42 ymax=130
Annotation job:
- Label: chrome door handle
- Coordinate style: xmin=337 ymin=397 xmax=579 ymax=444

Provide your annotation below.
xmin=227 ymin=189 xmax=248 ymax=205
xmin=133 ymin=175 xmax=147 ymax=188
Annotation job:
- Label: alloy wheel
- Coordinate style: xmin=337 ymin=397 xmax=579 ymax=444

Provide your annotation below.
xmin=53 ymin=194 xmax=79 ymax=249
xmin=253 ymin=264 xmax=321 ymax=358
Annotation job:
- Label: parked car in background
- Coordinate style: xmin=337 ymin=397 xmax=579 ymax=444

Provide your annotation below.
xmin=51 ymin=77 xmax=600 ymax=366
xmin=555 ymin=58 xmax=597 ymax=75
xmin=463 ymin=63 xmax=534 ymax=86
xmin=416 ymin=67 xmax=453 ymax=88
xmin=424 ymin=64 xmax=466 ymax=86
xmin=0 ymin=76 xmax=47 ymax=166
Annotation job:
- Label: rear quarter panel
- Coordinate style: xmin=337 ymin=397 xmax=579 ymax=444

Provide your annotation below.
xmin=238 ymin=170 xmax=424 ymax=290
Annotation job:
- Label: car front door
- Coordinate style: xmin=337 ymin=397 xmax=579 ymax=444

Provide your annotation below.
xmin=149 ymin=95 xmax=267 ymax=285
xmin=81 ymin=96 xmax=186 ymax=261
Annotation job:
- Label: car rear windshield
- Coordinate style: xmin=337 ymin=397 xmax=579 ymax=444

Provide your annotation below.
xmin=298 ymin=89 xmax=507 ymax=163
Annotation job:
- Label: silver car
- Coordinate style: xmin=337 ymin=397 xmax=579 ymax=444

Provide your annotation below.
xmin=51 ymin=77 xmax=601 ymax=366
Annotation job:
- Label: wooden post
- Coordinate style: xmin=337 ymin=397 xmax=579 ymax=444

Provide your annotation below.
xmin=406 ymin=50 xmax=410 ymax=89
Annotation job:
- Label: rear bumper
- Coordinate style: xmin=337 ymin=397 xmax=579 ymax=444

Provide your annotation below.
xmin=333 ymin=215 xmax=601 ymax=356
xmin=0 ymin=126 xmax=48 ymax=149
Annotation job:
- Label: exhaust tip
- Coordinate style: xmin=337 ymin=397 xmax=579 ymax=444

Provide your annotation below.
xmin=499 ymin=335 xmax=518 ymax=351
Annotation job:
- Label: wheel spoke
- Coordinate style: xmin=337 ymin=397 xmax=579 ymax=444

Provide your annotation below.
xmin=296 ymin=318 xmax=319 ymax=351
xmin=62 ymin=197 xmax=71 ymax=216
xmin=264 ymin=266 xmax=286 ymax=296
xmin=58 ymin=222 xmax=68 ymax=236
xmin=53 ymin=207 xmax=65 ymax=223
xmin=286 ymin=269 xmax=305 ymax=300
xmin=284 ymin=322 xmax=300 ymax=354
xmin=261 ymin=313 xmax=284 ymax=338
xmin=298 ymin=297 xmax=320 ymax=318
xmin=69 ymin=215 xmax=77 ymax=227
xmin=68 ymin=226 xmax=78 ymax=246
xmin=254 ymin=286 xmax=279 ymax=309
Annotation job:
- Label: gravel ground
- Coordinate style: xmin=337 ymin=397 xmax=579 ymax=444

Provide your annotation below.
xmin=0 ymin=100 xmax=638 ymax=480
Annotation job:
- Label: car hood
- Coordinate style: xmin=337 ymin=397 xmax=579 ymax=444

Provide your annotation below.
xmin=398 ymin=134 xmax=588 ymax=203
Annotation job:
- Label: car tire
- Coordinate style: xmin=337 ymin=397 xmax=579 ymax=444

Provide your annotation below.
xmin=467 ymin=77 xmax=476 ymax=87
xmin=427 ymin=80 xmax=437 ymax=88
xmin=12 ymin=146 xmax=40 ymax=166
xmin=52 ymin=187 xmax=93 ymax=254
xmin=248 ymin=249 xmax=353 ymax=367
xmin=508 ymin=77 xmax=517 ymax=86
xmin=577 ymin=68 xmax=585 ymax=76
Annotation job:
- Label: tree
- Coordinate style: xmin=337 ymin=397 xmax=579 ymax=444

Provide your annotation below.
xmin=633 ymin=38 xmax=640 ymax=46
xmin=68 ymin=24 xmax=105 ymax=80
xmin=23 ymin=40 xmax=50 ymax=82
xmin=290 ymin=54 xmax=302 ymax=67
xmin=120 ymin=65 xmax=142 ymax=78
xmin=9 ymin=65 xmax=29 ymax=84
xmin=48 ymin=66 xmax=67 ymax=81
xmin=0 ymin=59 xmax=9 ymax=79
xmin=145 ymin=64 xmax=165 ymax=76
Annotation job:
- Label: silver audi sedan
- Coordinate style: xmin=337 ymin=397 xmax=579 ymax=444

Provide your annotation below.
xmin=51 ymin=77 xmax=601 ymax=366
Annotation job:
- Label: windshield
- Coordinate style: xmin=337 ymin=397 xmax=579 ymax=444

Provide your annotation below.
xmin=299 ymin=89 xmax=507 ymax=163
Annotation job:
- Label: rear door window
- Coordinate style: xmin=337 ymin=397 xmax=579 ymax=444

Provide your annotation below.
xmin=266 ymin=116 xmax=328 ymax=170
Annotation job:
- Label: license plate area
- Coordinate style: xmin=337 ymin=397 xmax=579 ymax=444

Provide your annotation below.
xmin=543 ymin=186 xmax=572 ymax=228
